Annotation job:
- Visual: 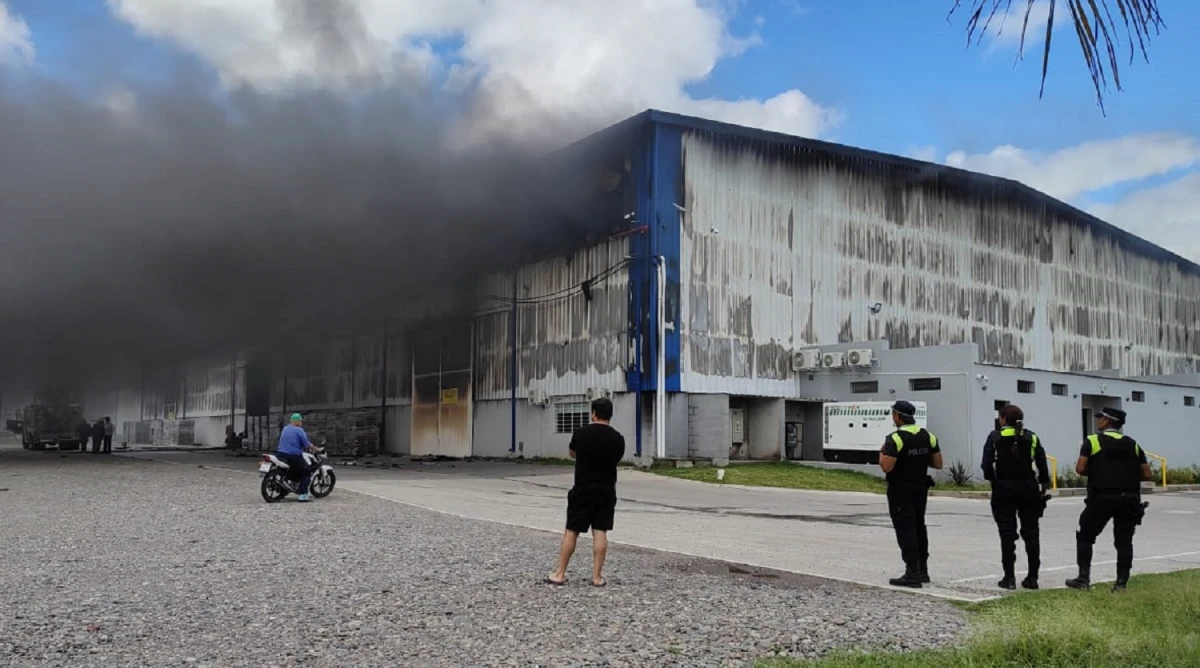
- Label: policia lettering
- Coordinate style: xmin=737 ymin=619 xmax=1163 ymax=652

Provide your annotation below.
xmin=1066 ymin=407 xmax=1152 ymax=593
xmin=981 ymin=404 xmax=1051 ymax=591
xmin=878 ymin=400 xmax=943 ymax=589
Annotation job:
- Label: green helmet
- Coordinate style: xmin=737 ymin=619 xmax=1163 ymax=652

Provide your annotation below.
xmin=290 ymin=413 xmax=303 ymax=422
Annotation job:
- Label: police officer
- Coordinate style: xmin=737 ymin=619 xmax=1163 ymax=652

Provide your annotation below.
xmin=1066 ymin=407 xmax=1152 ymax=592
xmin=878 ymin=400 xmax=943 ymax=588
xmin=981 ymin=404 xmax=1050 ymax=591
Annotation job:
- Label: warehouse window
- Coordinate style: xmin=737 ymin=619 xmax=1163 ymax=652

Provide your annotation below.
xmin=1018 ymin=380 xmax=1035 ymax=394
xmin=554 ymin=402 xmax=591 ymax=434
xmin=1185 ymin=396 xmax=1195 ymax=407
xmin=1052 ymin=383 xmax=1068 ymax=396
xmin=909 ymin=377 xmax=941 ymax=392
xmin=1131 ymin=391 xmax=1145 ymax=403
xmin=850 ymin=381 xmax=879 ymax=394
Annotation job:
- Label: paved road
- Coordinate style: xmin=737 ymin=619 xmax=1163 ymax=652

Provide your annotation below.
xmin=127 ymin=450 xmax=1200 ymax=602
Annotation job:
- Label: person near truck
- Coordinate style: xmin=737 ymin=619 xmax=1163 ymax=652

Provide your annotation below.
xmin=91 ymin=419 xmax=106 ymax=454
xmin=103 ymin=417 xmax=115 ymax=454
xmin=1066 ymin=407 xmax=1152 ymax=592
xmin=878 ymin=400 xmax=942 ymax=589
xmin=77 ymin=419 xmax=92 ymax=452
xmin=981 ymin=404 xmax=1050 ymax=591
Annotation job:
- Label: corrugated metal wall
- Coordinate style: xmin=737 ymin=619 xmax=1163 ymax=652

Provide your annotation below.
xmin=680 ymin=131 xmax=1200 ymax=393
xmin=474 ymin=237 xmax=631 ymax=400
xmin=139 ymin=329 xmax=413 ymax=423
xmin=183 ymin=355 xmax=241 ymax=418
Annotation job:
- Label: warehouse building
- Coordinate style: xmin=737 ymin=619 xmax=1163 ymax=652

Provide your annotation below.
xmin=113 ymin=110 xmax=1200 ymax=472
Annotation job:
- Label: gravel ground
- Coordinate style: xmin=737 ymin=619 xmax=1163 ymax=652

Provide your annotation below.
xmin=0 ymin=449 xmax=968 ymax=667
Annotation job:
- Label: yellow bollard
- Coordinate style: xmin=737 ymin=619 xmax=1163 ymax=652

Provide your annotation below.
xmin=1146 ymin=452 xmax=1167 ymax=488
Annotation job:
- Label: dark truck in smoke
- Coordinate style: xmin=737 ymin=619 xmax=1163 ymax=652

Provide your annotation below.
xmin=21 ymin=403 xmax=86 ymax=451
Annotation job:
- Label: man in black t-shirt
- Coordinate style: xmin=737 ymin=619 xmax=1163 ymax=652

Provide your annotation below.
xmin=544 ymin=397 xmax=626 ymax=588
xmin=878 ymin=400 xmax=943 ymax=588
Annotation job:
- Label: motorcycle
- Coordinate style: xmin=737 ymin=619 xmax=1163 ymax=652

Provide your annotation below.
xmin=258 ymin=441 xmax=337 ymax=503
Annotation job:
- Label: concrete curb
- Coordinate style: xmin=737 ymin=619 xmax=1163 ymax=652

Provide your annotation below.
xmin=946 ymin=484 xmax=1200 ymax=499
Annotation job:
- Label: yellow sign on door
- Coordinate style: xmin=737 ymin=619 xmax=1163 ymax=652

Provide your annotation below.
xmin=441 ymin=388 xmax=458 ymax=405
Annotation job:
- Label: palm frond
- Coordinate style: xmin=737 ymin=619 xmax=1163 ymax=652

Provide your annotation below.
xmin=949 ymin=0 xmax=1166 ymax=113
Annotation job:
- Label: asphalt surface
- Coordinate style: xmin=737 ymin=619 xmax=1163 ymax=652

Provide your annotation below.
xmin=0 ymin=447 xmax=969 ymax=667
xmin=128 ymin=450 xmax=1200 ymax=602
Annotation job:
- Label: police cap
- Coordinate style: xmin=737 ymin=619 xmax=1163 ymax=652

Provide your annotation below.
xmin=891 ymin=400 xmax=916 ymax=417
xmin=1098 ymin=407 xmax=1127 ymax=425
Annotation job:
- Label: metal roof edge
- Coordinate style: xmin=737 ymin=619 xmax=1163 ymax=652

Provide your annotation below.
xmin=610 ymin=108 xmax=1200 ymax=276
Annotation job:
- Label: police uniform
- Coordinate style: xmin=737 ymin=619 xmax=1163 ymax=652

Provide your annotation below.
xmin=982 ymin=426 xmax=1050 ymax=589
xmin=880 ymin=401 xmax=940 ymax=588
xmin=1066 ymin=407 xmax=1148 ymax=591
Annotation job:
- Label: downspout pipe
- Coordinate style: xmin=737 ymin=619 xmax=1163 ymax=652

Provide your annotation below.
xmin=656 ymin=255 xmax=666 ymax=461
xmin=379 ymin=320 xmax=389 ymax=453
xmin=510 ymin=271 xmax=518 ymax=454
xmin=633 ymin=267 xmax=643 ymax=458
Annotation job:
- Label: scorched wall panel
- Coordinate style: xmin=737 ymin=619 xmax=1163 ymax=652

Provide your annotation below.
xmin=474 ymin=238 xmax=630 ymax=401
xmin=679 ymin=131 xmax=1200 ymax=393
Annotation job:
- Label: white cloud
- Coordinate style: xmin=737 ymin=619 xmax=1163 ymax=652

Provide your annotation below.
xmin=944 ymin=134 xmax=1200 ymax=201
xmin=935 ymin=134 xmax=1200 ymax=263
xmin=1087 ymin=172 xmax=1200 ymax=264
xmin=978 ymin=0 xmax=1068 ymax=53
xmin=0 ymin=1 xmax=35 ymax=65
xmin=105 ymin=0 xmax=838 ymax=142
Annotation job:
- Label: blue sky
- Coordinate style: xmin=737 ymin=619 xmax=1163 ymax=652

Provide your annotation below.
xmin=1 ymin=0 xmax=1197 ymax=259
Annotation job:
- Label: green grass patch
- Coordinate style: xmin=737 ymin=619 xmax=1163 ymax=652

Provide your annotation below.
xmin=759 ymin=569 xmax=1200 ymax=668
xmin=651 ymin=463 xmax=990 ymax=494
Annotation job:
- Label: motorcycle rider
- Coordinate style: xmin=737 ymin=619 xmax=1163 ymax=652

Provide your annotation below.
xmin=277 ymin=413 xmax=320 ymax=502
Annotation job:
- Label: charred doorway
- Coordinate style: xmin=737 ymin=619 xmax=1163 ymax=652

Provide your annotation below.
xmin=411 ymin=323 xmax=474 ymax=458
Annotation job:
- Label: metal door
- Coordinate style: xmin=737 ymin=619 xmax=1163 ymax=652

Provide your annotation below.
xmin=410 ymin=324 xmax=474 ymax=458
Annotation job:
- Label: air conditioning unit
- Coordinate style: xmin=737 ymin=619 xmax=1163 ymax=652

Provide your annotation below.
xmin=822 ymin=352 xmax=845 ymax=369
xmin=846 ymin=348 xmax=874 ymax=367
xmin=792 ymin=349 xmax=822 ymax=371
xmin=527 ymin=389 xmax=549 ymax=406
xmin=585 ymin=387 xmax=613 ymax=401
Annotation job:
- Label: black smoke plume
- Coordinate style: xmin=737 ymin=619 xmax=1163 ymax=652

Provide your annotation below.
xmin=0 ymin=1 xmax=612 ymax=391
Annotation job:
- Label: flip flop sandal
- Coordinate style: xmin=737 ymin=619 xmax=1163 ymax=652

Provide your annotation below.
xmin=543 ymin=576 xmax=567 ymax=586
xmin=591 ymin=579 xmax=607 ymax=588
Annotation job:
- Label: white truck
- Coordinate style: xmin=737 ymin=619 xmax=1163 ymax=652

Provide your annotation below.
xmin=822 ymin=401 xmax=928 ymax=464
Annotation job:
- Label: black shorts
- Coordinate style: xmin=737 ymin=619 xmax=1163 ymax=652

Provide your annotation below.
xmin=566 ymin=484 xmax=617 ymax=534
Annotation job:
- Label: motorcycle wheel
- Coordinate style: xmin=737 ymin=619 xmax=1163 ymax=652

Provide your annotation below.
xmin=310 ymin=470 xmax=336 ymax=498
xmin=260 ymin=470 xmax=289 ymax=503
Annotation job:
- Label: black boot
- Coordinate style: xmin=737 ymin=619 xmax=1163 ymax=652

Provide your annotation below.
xmin=1065 ymin=567 xmax=1091 ymax=590
xmin=889 ymin=569 xmax=923 ymax=588
xmin=1023 ymin=559 xmax=1040 ymax=590
xmin=919 ymin=560 xmax=930 ymax=584
xmin=1066 ymin=532 xmax=1092 ymax=590
xmin=1111 ymin=579 xmax=1128 ymax=592
xmin=997 ymin=575 xmax=1016 ymax=590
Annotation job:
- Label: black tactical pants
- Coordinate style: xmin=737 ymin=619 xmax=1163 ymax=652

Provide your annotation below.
xmin=1077 ymin=490 xmax=1142 ymax=581
xmin=990 ymin=478 xmax=1042 ymax=577
xmin=887 ymin=481 xmax=929 ymax=574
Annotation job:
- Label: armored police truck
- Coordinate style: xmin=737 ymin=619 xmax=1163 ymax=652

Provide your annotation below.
xmin=21 ymin=403 xmax=86 ymax=451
